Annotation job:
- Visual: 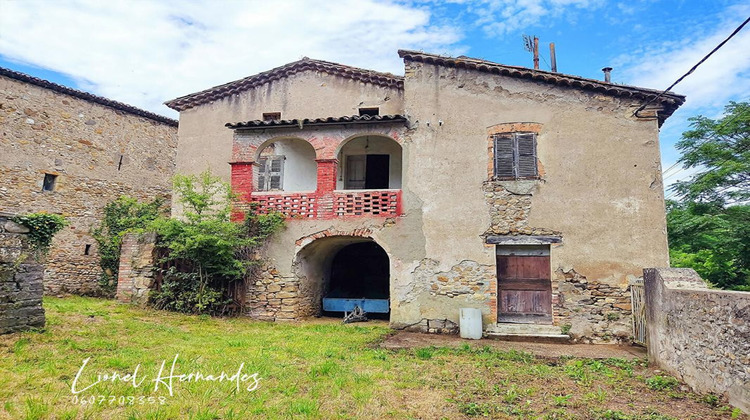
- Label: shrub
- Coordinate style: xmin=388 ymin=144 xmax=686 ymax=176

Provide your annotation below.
xmin=11 ymin=213 xmax=67 ymax=256
xmin=147 ymin=170 xmax=284 ymax=315
xmin=91 ymin=196 xmax=166 ymax=295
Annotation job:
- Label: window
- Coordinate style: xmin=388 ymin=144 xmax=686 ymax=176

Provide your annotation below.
xmin=84 ymin=244 xmax=92 ymax=255
xmin=358 ymin=107 xmax=379 ymax=117
xmin=493 ymin=132 xmax=538 ymax=179
xmin=257 ymin=156 xmax=284 ymax=191
xmin=42 ymin=173 xmax=57 ymax=191
xmin=262 ymin=112 xmax=281 ymax=121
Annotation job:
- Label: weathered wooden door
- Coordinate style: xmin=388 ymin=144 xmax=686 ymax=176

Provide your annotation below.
xmin=496 ymin=245 xmax=552 ymax=324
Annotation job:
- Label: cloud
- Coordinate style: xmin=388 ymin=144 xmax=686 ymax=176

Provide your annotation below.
xmin=442 ymin=0 xmax=604 ymax=36
xmin=0 ymin=0 xmax=462 ymax=117
xmin=617 ymin=4 xmax=750 ymax=112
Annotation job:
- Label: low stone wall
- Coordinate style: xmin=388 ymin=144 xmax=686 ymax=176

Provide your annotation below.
xmin=644 ymin=268 xmax=749 ymax=413
xmin=116 ymin=232 xmax=157 ymax=305
xmin=0 ymin=214 xmax=45 ymax=334
xmin=246 ymin=262 xmax=299 ymax=321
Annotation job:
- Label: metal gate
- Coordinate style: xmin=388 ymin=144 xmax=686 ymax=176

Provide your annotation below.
xmin=630 ymin=278 xmax=646 ymax=346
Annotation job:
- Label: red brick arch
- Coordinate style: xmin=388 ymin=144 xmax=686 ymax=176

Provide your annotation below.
xmin=295 ymin=228 xmax=374 ymax=249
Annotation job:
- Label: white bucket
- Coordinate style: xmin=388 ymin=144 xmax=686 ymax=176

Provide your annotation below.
xmin=459 ymin=308 xmax=483 ymax=340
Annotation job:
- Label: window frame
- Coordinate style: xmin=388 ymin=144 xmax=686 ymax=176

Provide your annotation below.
xmin=358 ymin=107 xmax=380 ymax=117
xmin=256 ymin=155 xmax=285 ymax=191
xmin=42 ymin=173 xmax=58 ymax=192
xmin=262 ymin=112 xmax=281 ymax=121
xmin=492 ymin=132 xmax=539 ymax=180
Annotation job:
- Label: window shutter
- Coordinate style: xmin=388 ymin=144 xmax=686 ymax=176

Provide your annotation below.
xmin=267 ymin=156 xmax=284 ymax=191
xmin=494 ymin=134 xmax=515 ymax=178
xmin=516 ymin=133 xmax=537 ymax=178
xmin=257 ymin=158 xmax=268 ymax=191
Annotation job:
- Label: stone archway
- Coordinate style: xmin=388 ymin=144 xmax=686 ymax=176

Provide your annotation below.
xmin=294 ymin=233 xmax=390 ymax=318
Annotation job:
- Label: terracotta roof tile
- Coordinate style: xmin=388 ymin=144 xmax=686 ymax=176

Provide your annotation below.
xmin=0 ymin=67 xmax=178 ymax=126
xmin=166 ymin=58 xmax=404 ymax=112
xmin=226 ymin=114 xmax=407 ymax=130
xmin=398 ymin=49 xmax=686 ymax=125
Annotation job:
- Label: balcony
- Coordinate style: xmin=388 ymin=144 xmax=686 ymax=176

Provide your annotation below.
xmin=249 ymin=189 xmax=401 ymax=219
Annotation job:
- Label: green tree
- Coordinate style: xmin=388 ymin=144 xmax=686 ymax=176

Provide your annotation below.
xmin=666 ymin=101 xmax=750 ymax=290
xmin=148 ymin=170 xmax=284 ymax=314
xmin=666 ymin=200 xmax=749 ymax=290
xmin=672 ymin=101 xmax=749 ymax=205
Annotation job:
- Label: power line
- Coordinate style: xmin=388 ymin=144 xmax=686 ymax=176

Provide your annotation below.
xmin=662 ymin=161 xmax=680 ymax=175
xmin=633 ymin=16 xmax=750 ymax=117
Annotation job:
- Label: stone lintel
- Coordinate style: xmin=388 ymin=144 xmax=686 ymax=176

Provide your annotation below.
xmin=485 ymin=235 xmax=562 ymax=245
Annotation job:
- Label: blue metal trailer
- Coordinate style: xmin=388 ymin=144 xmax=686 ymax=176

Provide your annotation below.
xmin=322 ymin=297 xmax=390 ymax=314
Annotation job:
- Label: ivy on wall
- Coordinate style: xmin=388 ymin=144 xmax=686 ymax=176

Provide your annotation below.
xmin=91 ymin=196 xmax=166 ymax=296
xmin=11 ymin=213 xmax=67 ymax=256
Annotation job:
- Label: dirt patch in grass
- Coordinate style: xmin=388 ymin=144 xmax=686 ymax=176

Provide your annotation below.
xmin=382 ymin=331 xmax=647 ymax=360
xmin=0 ymin=297 xmax=745 ymax=420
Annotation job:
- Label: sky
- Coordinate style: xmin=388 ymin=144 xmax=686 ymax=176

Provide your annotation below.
xmin=0 ymin=0 xmax=748 ymax=191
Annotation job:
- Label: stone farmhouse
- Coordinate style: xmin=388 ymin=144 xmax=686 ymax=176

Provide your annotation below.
xmin=167 ymin=49 xmax=684 ymax=342
xmin=0 ymin=68 xmax=178 ymax=295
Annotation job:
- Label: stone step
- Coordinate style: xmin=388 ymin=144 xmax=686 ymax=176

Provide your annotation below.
xmin=484 ymin=323 xmax=570 ymax=344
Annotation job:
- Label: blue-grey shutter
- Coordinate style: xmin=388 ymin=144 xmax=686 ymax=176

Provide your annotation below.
xmin=516 ymin=133 xmax=537 ymax=178
xmin=268 ymin=156 xmax=284 ymax=190
xmin=257 ymin=158 xmax=268 ymax=191
xmin=494 ymin=134 xmax=515 ymax=178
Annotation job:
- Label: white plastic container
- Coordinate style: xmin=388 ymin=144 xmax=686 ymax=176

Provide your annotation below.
xmin=459 ymin=308 xmax=483 ymax=340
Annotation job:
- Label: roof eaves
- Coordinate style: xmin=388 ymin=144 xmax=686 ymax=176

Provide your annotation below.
xmin=165 ymin=58 xmax=404 ymax=112
xmin=0 ymin=67 xmax=178 ymax=127
xmin=397 ymin=49 xmax=686 ymax=124
xmin=226 ymin=114 xmax=408 ymax=130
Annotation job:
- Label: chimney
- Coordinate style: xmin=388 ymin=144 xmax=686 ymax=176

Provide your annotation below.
xmin=602 ymin=67 xmax=613 ymax=83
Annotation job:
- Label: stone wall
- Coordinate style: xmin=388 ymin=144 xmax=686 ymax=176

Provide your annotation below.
xmin=645 ymin=268 xmax=750 ymax=413
xmin=0 ymin=70 xmax=177 ymax=295
xmin=554 ymin=267 xmax=634 ymax=343
xmin=115 ymin=233 xmax=158 ymax=304
xmin=0 ymin=214 xmax=45 ymax=334
xmin=246 ymin=261 xmax=299 ymax=321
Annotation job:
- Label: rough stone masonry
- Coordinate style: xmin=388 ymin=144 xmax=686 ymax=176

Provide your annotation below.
xmin=0 ymin=67 xmax=177 ymax=295
xmin=0 ymin=213 xmax=45 ymax=334
xmin=645 ymin=268 xmax=750 ymax=414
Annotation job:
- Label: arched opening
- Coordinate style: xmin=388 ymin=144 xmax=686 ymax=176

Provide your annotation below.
xmin=328 ymin=242 xmax=389 ymax=299
xmin=336 ymin=135 xmax=402 ymax=190
xmin=256 ymin=138 xmax=317 ymax=192
xmin=295 ymin=236 xmax=390 ymax=319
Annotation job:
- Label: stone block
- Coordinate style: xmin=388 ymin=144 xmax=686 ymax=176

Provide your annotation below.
xmin=3 ymin=221 xmax=29 ymax=233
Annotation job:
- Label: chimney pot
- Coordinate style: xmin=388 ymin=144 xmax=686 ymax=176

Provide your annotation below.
xmin=602 ymin=67 xmax=613 ymax=83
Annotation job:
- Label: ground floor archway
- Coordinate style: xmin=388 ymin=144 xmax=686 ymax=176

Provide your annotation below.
xmin=295 ymin=236 xmax=390 ymax=319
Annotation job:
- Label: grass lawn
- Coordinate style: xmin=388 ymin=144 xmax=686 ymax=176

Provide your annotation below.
xmin=0 ymin=297 xmax=745 ymax=420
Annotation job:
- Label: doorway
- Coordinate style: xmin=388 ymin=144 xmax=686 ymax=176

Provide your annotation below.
xmin=344 ymin=154 xmax=390 ymax=189
xmin=496 ymin=245 xmax=552 ymax=324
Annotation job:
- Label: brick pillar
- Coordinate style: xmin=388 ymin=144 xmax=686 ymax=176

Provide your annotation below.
xmin=315 ymin=159 xmax=338 ymax=219
xmin=230 ymin=161 xmax=254 ymax=222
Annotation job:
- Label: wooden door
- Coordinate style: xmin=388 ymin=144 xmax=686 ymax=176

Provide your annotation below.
xmin=496 ymin=245 xmax=552 ymax=324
